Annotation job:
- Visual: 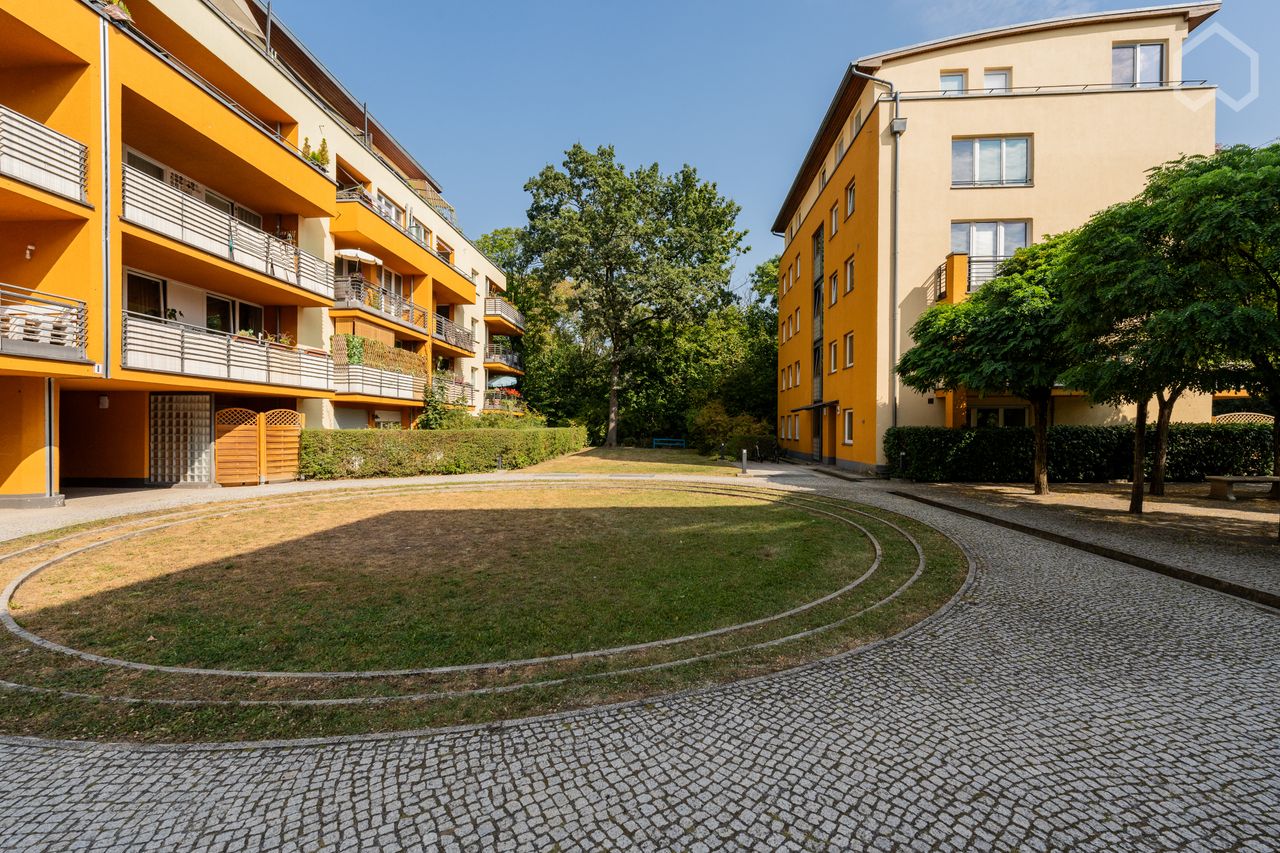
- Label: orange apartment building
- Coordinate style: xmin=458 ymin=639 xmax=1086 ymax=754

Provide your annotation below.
xmin=774 ymin=2 xmax=1220 ymax=471
xmin=0 ymin=0 xmax=526 ymax=506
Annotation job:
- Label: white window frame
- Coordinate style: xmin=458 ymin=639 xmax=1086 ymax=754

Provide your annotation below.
xmin=983 ymin=69 xmax=1011 ymax=92
xmin=1113 ymin=42 xmax=1165 ymax=88
xmin=829 ymin=341 xmax=838 ymax=374
xmin=844 ymin=256 xmax=855 ymax=293
xmin=375 ymin=191 xmax=404 ymax=226
xmin=829 ymin=272 xmax=838 ymax=307
xmin=843 ymin=409 xmax=854 ymax=445
xmin=951 ymin=220 xmax=1031 ymax=258
xmin=940 ymin=72 xmax=967 ymax=94
xmin=844 ymin=332 xmax=855 ymax=368
xmin=951 ymin=136 xmax=1031 ymax=187
xmin=830 ymin=204 xmax=839 ymax=237
xmin=845 ymin=180 xmax=856 ymax=217
xmin=820 ymin=167 xmax=828 ymax=188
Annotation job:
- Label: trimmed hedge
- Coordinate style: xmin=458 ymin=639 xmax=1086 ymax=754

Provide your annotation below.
xmin=884 ymin=424 xmax=1273 ymax=483
xmin=300 ymin=426 xmax=587 ymax=479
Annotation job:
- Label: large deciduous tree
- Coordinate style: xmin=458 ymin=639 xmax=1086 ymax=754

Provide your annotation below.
xmin=521 ymin=144 xmax=747 ymax=446
xmin=897 ymin=235 xmax=1075 ymax=495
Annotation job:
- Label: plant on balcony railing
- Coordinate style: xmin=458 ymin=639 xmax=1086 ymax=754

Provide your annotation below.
xmin=332 ymin=334 xmax=429 ymax=377
xmin=484 ymin=387 xmax=528 ymax=413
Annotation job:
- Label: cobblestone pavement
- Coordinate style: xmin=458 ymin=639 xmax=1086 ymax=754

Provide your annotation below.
xmin=1 ymin=471 xmax=1277 ymax=852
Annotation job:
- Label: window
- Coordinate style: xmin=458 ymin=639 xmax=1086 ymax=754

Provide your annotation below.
xmin=1113 ymin=43 xmax=1164 ymax=88
xmin=940 ymin=72 xmax=966 ymax=94
xmin=836 ymin=136 xmax=846 ymax=162
xmin=845 ymin=180 xmax=856 ymax=217
xmin=830 ymin=204 xmax=839 ymax=237
xmin=409 ymin=218 xmax=428 ymax=245
xmin=844 ymin=332 xmax=855 ymax=367
xmin=381 ymin=268 xmax=403 ymax=296
xmin=126 ymin=271 xmax=164 ymax=317
xmin=374 ymin=191 xmax=404 ymax=226
xmin=829 ymin=341 xmax=838 ymax=373
xmin=436 ymin=238 xmax=454 ymax=263
xmin=843 ymin=409 xmax=854 ymax=444
xmin=794 ymin=307 xmax=801 ymax=333
xmin=205 ymin=294 xmax=233 ymax=333
xmin=851 ymin=109 xmax=863 ymax=136
xmin=972 ymin=406 xmax=1028 ymax=428
xmin=951 ymin=220 xmax=1030 ymax=258
xmin=829 ymin=272 xmax=838 ymax=306
xmin=238 ymin=303 xmax=264 ymax=335
xmin=125 ymin=150 xmax=165 ymax=181
xmin=983 ymin=69 xmax=1011 ymax=92
xmin=844 ymin=256 xmax=855 ymax=293
xmin=952 ymin=137 xmax=1030 ymax=186
xmin=820 ymin=167 xmax=828 ymax=188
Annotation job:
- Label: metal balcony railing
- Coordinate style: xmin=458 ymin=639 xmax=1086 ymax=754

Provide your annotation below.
xmin=336 ymin=187 xmax=478 ymax=284
xmin=967 ymin=256 xmax=1013 ymax=292
xmin=0 ymin=105 xmax=88 ymax=202
xmin=933 ymin=261 xmax=948 ymax=301
xmin=122 ymin=311 xmax=332 ymax=390
xmin=484 ymin=297 xmax=526 ymax=331
xmin=0 ymin=284 xmax=88 ymax=362
xmin=483 ymin=389 xmax=527 ymax=413
xmin=433 ymin=376 xmax=476 ymax=406
xmin=484 ymin=346 xmax=522 ymax=370
xmin=333 ymin=364 xmax=425 ymax=401
xmin=431 ymin=313 xmax=476 ymax=353
xmin=122 ymin=165 xmax=333 ymax=299
xmin=333 ymin=274 xmax=428 ymax=331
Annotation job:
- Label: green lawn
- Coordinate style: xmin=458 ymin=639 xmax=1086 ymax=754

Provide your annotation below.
xmin=527 ymin=446 xmax=740 ymax=475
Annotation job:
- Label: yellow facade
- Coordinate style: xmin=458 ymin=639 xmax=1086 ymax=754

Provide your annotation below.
xmin=0 ymin=0 xmax=517 ymax=504
xmin=775 ymin=3 xmax=1219 ymax=472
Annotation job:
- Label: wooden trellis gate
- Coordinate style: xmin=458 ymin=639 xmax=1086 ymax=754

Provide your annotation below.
xmin=213 ymin=408 xmax=304 ymax=486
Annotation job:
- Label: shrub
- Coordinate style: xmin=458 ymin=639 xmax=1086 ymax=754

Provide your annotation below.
xmin=686 ymin=401 xmax=773 ymax=454
xmin=723 ymin=432 xmax=782 ymax=463
xmin=299 ymin=426 xmax=587 ymax=479
xmin=332 ymin=334 xmax=429 ymax=378
xmin=884 ymin=423 xmax=1272 ymax=483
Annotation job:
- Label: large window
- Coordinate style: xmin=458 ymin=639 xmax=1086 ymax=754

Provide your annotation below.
xmin=951 ymin=220 xmax=1029 ymax=259
xmin=1113 ymin=43 xmax=1164 ymax=88
xmin=972 ymin=406 xmax=1028 ymax=428
xmin=126 ymin=272 xmax=164 ymax=317
xmin=952 ymin=137 xmax=1030 ymax=186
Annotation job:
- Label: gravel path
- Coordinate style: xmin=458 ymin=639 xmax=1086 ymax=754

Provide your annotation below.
xmin=0 ymin=470 xmax=1276 ymax=852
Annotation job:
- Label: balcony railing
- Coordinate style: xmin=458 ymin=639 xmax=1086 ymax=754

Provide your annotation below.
xmin=968 ymin=256 xmax=1013 ymax=292
xmin=333 ymin=274 xmax=428 ymax=331
xmin=932 ymin=261 xmax=948 ymax=301
xmin=337 ymin=187 xmax=477 ymax=284
xmin=431 ymin=313 xmax=476 ymax=353
xmin=484 ymin=297 xmax=526 ymax=331
xmin=122 ymin=311 xmax=332 ymax=390
xmin=0 ymin=284 xmax=88 ymax=362
xmin=484 ymin=346 xmax=522 ymax=371
xmin=334 ymin=364 xmax=425 ymax=402
xmin=0 ymin=105 xmax=88 ymax=202
xmin=123 ymin=165 xmax=333 ymax=299
xmin=433 ymin=376 xmax=476 ymax=406
xmin=484 ymin=389 xmax=527 ymax=413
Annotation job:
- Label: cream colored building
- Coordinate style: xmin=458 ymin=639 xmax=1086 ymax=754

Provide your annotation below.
xmin=773 ymin=2 xmax=1219 ymax=471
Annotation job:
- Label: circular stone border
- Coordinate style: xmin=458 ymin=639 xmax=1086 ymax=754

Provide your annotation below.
xmin=3 ymin=481 xmax=887 ymax=680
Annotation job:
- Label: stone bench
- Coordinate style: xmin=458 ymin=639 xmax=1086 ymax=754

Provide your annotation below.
xmin=1206 ymin=475 xmax=1280 ymax=501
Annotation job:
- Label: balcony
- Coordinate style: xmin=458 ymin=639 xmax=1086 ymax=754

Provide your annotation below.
xmin=967 ymin=256 xmax=1012 ymax=292
xmin=333 ymin=274 xmax=429 ymax=335
xmin=0 ymin=284 xmax=88 ymax=363
xmin=431 ymin=313 xmax=476 ymax=356
xmin=433 ymin=376 xmax=476 ymax=407
xmin=122 ymin=311 xmax=331 ymax=391
xmin=484 ymin=346 xmax=523 ymax=373
xmin=333 ymin=364 xmax=425 ymax=402
xmin=484 ymin=389 xmax=528 ymax=414
xmin=484 ymin=297 xmax=526 ymax=335
xmin=0 ymin=105 xmax=88 ymax=204
xmin=122 ymin=165 xmax=332 ymax=300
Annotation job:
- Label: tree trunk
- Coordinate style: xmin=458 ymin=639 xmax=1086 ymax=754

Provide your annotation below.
xmin=605 ymin=359 xmax=620 ymax=447
xmin=1032 ymin=394 xmax=1050 ymax=496
xmin=1129 ymin=398 xmax=1149 ymax=515
xmin=1149 ymin=388 xmax=1181 ymax=498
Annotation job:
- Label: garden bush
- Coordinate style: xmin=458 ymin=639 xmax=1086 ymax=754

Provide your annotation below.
xmin=300 ymin=426 xmax=587 ymax=479
xmin=686 ymin=401 xmax=774 ymax=454
xmin=884 ymin=423 xmax=1272 ymax=483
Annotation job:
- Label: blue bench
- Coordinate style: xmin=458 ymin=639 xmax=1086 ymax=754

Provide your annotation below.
xmin=652 ymin=437 xmax=686 ymax=449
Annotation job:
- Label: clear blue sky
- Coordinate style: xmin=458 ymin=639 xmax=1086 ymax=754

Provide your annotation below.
xmin=270 ymin=0 xmax=1278 ymax=294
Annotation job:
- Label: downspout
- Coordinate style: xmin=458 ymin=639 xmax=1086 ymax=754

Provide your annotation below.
xmin=849 ymin=67 xmax=906 ymax=429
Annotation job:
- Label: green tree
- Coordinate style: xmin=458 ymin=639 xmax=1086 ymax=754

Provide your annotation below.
xmin=1059 ymin=200 xmax=1220 ymax=512
xmin=1139 ymin=144 xmax=1280 ymax=480
xmin=747 ymin=253 xmax=780 ymax=310
xmin=522 ymin=144 xmax=748 ymax=446
xmin=897 ymin=235 xmax=1075 ymax=495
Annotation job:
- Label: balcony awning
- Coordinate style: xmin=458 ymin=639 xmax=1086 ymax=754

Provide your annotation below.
xmin=334 ymin=247 xmax=383 ymax=266
xmin=790 ymin=400 xmax=839 ymax=413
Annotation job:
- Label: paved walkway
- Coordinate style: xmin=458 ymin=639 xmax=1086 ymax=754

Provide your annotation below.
xmin=0 ymin=470 xmax=1276 ymax=851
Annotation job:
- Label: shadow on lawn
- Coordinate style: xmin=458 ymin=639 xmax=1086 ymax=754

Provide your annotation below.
xmin=14 ymin=502 xmax=861 ymax=673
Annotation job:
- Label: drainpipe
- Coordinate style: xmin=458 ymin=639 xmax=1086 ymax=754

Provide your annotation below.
xmin=849 ymin=67 xmax=906 ymax=429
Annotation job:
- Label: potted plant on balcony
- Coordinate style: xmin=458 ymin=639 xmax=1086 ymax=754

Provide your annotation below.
xmin=101 ymin=0 xmax=132 ymax=22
